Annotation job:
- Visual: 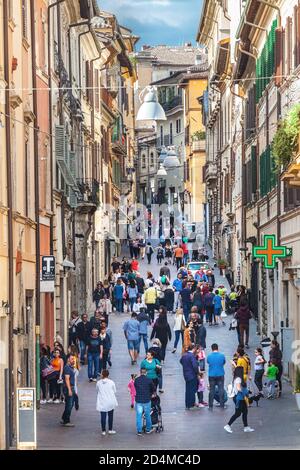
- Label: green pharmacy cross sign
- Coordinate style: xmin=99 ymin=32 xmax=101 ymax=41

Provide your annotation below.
xmin=252 ymin=235 xmax=292 ymax=269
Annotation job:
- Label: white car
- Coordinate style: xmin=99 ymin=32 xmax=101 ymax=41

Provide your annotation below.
xmin=186 ymin=262 xmax=211 ymax=278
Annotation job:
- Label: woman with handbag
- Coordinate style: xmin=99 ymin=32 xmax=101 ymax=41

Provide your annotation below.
xmin=224 ymin=366 xmax=254 ymax=433
xmin=172 ymin=308 xmax=186 ymax=353
xmin=140 ymin=351 xmax=162 ymax=390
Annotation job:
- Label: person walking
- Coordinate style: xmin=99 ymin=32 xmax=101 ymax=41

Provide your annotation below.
xmin=128 ymin=373 xmax=137 ymax=409
xmin=87 ymin=329 xmax=103 ymax=382
xmin=93 ymin=282 xmax=105 ymax=309
xmin=127 ymin=279 xmax=139 ymax=313
xmin=224 ymin=366 xmax=254 ymax=433
xmin=172 ymin=308 xmax=186 ymax=353
xmin=269 ymin=340 xmax=283 ymax=396
xmin=68 ymin=310 xmax=82 ymax=347
xmin=172 ymin=273 xmax=183 ymax=311
xmin=136 ymin=307 xmax=150 ymax=355
xmin=76 ymin=313 xmax=90 ymax=365
xmin=99 ymin=324 xmax=111 ymax=371
xmin=47 ymin=348 xmax=64 ymax=403
xmin=140 ymin=351 xmax=161 ymax=390
xmin=192 ymin=286 xmax=204 ymax=315
xmin=164 ymin=282 xmax=175 ymax=314
xmin=113 ymin=279 xmax=124 ymax=313
xmin=265 ymin=360 xmax=279 ymax=399
xmin=174 ymin=245 xmax=184 ymax=269
xmin=204 ymin=287 xmax=215 ymax=326
xmin=96 ymin=369 xmax=118 ymax=435
xmin=160 ymin=262 xmax=171 ymax=280
xmin=180 ymin=345 xmax=199 ymax=410
xmin=60 ymin=354 xmax=77 ymax=427
xmin=136 ymin=273 xmax=145 ymax=297
xmin=180 ymin=280 xmax=192 ymax=323
xmin=123 ymin=312 xmax=140 ymax=365
xmin=144 ymin=282 xmax=157 ymax=324
xmin=254 ymin=348 xmax=266 ymax=394
xmin=145 ymin=242 xmax=154 ymax=264
xmin=156 ymin=244 xmax=165 ymax=264
xmin=183 ymin=321 xmax=197 ymax=353
xmin=235 ymin=300 xmax=252 ymax=348
xmin=134 ymin=368 xmax=156 ymax=436
xmin=139 ymin=237 xmax=146 ymax=260
xmin=207 ymin=343 xmax=226 ymax=410
xmin=150 ymin=309 xmax=172 ymax=362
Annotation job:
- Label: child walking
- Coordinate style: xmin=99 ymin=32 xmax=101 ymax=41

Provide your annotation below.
xmin=128 ymin=374 xmax=137 ymax=409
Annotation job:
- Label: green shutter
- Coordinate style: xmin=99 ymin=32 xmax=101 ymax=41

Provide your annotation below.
xmin=270 ymin=145 xmax=277 ymax=189
xmin=55 ymin=125 xmax=65 ymax=161
xmin=251 ymin=146 xmax=257 ymax=194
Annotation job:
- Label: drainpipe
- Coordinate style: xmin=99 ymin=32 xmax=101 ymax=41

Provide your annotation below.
xmin=238 ymin=42 xmax=257 ymax=60
xmin=47 ymin=0 xmax=66 ymax=256
xmin=257 ymin=0 xmax=281 ymax=27
xmin=30 ymin=0 xmax=41 ymax=408
xmin=3 ymin=0 xmax=14 ymax=449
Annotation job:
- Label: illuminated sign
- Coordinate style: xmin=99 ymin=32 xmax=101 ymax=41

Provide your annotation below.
xmin=252 ymin=235 xmax=292 ymax=269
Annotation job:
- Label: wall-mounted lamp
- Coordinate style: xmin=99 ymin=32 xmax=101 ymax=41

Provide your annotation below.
xmin=1 ymin=301 xmax=10 ymax=315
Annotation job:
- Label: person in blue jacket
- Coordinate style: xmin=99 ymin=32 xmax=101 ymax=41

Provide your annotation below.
xmin=113 ymin=279 xmax=124 ymax=313
xmin=180 ymin=344 xmax=199 ymax=410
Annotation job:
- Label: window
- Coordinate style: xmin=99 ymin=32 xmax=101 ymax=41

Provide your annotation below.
xmin=22 ymin=0 xmax=28 ymax=39
xmin=176 ymin=119 xmax=181 ymax=134
xmin=150 ymin=152 xmax=154 ymax=167
xmin=170 ymin=123 xmax=173 ymax=145
xmin=141 ymin=154 xmax=146 ymax=169
xmin=160 ymin=126 xmax=164 ymax=147
xmin=24 ymin=141 xmax=29 ymax=217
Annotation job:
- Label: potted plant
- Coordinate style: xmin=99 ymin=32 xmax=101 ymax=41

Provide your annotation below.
xmin=272 ymin=103 xmax=300 ymax=169
xmin=294 ymin=367 xmax=300 ymax=410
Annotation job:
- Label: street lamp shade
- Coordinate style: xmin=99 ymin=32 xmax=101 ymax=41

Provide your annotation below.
xmin=136 ymin=86 xmax=167 ymax=121
xmin=157 ymin=163 xmax=168 ymax=177
xmin=163 ymin=147 xmax=180 ymax=169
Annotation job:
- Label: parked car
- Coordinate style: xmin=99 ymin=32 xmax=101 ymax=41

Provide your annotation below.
xmin=186 ymin=261 xmax=210 ymax=278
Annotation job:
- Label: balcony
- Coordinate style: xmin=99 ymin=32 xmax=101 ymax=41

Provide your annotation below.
xmin=76 ymin=178 xmax=99 ymax=213
xmin=205 ymin=163 xmax=218 ymax=188
xmin=161 ymin=95 xmax=183 ymax=112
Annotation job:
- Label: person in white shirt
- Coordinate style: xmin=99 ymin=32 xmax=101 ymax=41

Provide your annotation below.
xmin=254 ymin=347 xmax=266 ymax=393
xmin=172 ymin=308 xmax=186 ymax=353
xmin=132 ymin=296 xmax=147 ymax=314
xmin=96 ymin=369 xmax=118 ymax=436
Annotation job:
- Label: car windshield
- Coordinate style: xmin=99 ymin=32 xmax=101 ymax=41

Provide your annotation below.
xmin=188 ymin=263 xmax=209 ymax=270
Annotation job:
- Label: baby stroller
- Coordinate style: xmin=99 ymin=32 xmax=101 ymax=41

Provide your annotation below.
xmin=142 ymin=394 xmax=164 ymax=433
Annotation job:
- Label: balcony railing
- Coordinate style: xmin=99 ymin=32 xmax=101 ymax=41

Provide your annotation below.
xmin=161 ymin=95 xmax=183 ymax=112
xmin=76 ymin=178 xmax=99 ymax=206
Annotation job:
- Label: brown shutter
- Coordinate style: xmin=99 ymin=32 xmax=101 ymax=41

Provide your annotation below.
xmin=286 ymin=17 xmax=292 ymax=75
xmin=294 ymin=6 xmax=298 ymax=68
xmin=85 ymin=61 xmax=89 ymax=99
xmin=275 ymin=27 xmax=283 ymax=86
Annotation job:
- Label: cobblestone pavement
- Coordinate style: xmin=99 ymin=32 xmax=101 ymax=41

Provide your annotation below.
xmin=37 ymin=250 xmax=300 ymax=449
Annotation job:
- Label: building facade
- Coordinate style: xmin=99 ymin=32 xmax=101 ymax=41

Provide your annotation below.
xmin=198 ymin=0 xmax=300 ymax=386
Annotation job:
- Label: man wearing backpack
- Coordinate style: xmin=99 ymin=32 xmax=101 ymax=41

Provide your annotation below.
xmin=160 ymin=262 xmax=171 ymax=280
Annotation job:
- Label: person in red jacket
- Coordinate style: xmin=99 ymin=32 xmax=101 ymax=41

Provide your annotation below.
xmin=181 ymin=242 xmax=189 ymax=266
xmin=131 ymin=258 xmax=139 ymax=272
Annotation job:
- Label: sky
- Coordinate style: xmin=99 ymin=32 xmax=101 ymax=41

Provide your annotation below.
xmin=99 ymin=0 xmax=204 ymax=49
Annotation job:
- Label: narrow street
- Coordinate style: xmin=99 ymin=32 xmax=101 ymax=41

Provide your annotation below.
xmin=37 ymin=253 xmax=300 ymax=450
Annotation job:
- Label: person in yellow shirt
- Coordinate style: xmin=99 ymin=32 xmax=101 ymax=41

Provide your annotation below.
xmin=231 ymin=347 xmax=251 ymax=383
xmin=144 ymin=282 xmax=157 ymax=324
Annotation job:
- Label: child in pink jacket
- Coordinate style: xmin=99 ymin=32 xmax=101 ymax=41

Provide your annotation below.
xmin=128 ymin=374 xmax=137 ymax=408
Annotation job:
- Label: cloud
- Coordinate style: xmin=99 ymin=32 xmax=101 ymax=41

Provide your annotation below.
xmin=99 ymin=0 xmax=203 ymax=45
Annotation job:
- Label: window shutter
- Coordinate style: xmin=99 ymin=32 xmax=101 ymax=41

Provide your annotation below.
xmin=95 ymin=69 xmax=99 ymax=112
xmin=69 ymin=150 xmax=77 ymax=207
xmin=294 ymin=5 xmax=298 ymax=69
xmin=251 ymin=145 xmax=257 ymax=194
xmin=286 ymin=17 xmax=292 ymax=75
xmin=297 ymin=1 xmax=300 ymax=66
xmin=55 ymin=125 xmax=65 ymax=161
xmin=275 ymin=27 xmax=283 ymax=86
xmin=85 ymin=61 xmax=90 ymax=99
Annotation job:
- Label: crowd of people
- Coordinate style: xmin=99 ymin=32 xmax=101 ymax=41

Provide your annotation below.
xmin=39 ymin=239 xmax=284 ymax=436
